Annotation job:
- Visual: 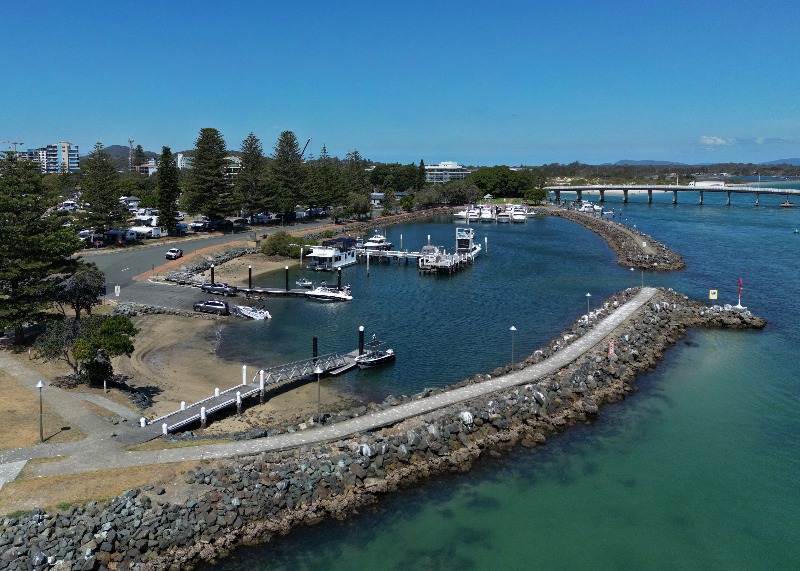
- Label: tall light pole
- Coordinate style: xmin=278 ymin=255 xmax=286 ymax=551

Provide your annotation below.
xmin=314 ymin=365 xmax=323 ymax=425
xmin=509 ymin=325 xmax=517 ymax=370
xmin=586 ymin=292 xmax=592 ymax=318
xmin=36 ymin=380 xmax=44 ymax=443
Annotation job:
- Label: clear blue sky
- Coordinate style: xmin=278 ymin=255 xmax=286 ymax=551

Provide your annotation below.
xmin=2 ymin=1 xmax=799 ymax=166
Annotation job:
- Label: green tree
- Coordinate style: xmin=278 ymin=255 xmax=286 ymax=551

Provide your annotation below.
xmin=79 ymin=143 xmax=127 ymax=232
xmin=155 ymin=146 xmax=180 ymax=234
xmin=416 ymin=159 xmax=426 ymax=191
xmin=35 ymin=314 xmax=138 ymax=386
xmin=261 ymin=230 xmax=302 ymax=258
xmin=55 ymin=262 xmax=105 ymax=320
xmin=133 ymin=144 xmax=147 ymax=167
xmin=185 ymin=128 xmax=231 ymax=219
xmin=268 ymin=131 xmax=306 ymax=214
xmin=440 ymin=178 xmax=481 ymax=205
xmin=381 ymin=189 xmax=398 ymax=215
xmin=0 ymin=152 xmax=83 ymax=344
xmin=306 ymin=144 xmax=342 ymax=211
xmin=468 ymin=166 xmax=531 ymax=199
xmin=235 ymin=133 xmax=266 ymax=217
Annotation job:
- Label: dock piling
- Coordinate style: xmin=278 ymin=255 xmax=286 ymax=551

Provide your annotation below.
xmin=313 ymin=336 xmax=318 ymax=363
xmin=285 ymin=266 xmax=289 ymax=291
xmin=242 ymin=365 xmax=247 ymax=385
xmin=359 ymin=325 xmax=365 ymax=355
xmin=248 ymin=265 xmax=252 ymax=289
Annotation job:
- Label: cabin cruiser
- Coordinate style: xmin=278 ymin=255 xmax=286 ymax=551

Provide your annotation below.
xmin=511 ymin=206 xmax=526 ymax=222
xmin=453 ymin=209 xmax=468 ymax=220
xmin=577 ymin=202 xmax=603 ymax=213
xmin=306 ymin=239 xmax=358 ymax=271
xmin=480 ymin=208 xmax=494 ymax=222
xmin=355 ymin=334 xmax=396 ymax=368
xmin=456 ymin=227 xmax=482 ymax=257
xmin=496 ymin=210 xmax=511 ymax=223
xmin=306 ymin=283 xmax=353 ymax=301
xmin=363 ymin=231 xmax=393 ymax=251
xmin=467 ymin=209 xmax=480 ymax=222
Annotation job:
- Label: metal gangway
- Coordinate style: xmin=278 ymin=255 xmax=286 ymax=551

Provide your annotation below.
xmin=137 ymin=351 xmax=357 ymax=440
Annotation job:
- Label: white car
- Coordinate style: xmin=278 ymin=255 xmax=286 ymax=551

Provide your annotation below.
xmin=165 ymin=248 xmax=183 ymax=260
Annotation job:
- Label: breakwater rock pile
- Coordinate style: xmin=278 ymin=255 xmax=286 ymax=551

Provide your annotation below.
xmin=548 ymin=208 xmax=685 ymax=270
xmin=0 ymin=289 xmax=764 ymax=571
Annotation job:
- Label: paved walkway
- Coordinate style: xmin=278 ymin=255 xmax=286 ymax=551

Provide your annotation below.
xmin=0 ymin=288 xmax=657 ymax=488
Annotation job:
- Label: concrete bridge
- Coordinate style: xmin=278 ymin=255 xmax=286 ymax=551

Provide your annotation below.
xmin=546 ymin=184 xmax=800 ymax=206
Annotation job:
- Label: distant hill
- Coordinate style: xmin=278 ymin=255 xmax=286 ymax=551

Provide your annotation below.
xmin=760 ymin=158 xmax=800 ymax=166
xmin=615 ymin=160 xmax=689 ymax=166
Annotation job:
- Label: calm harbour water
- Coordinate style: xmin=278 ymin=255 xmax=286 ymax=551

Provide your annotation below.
xmin=204 ymin=187 xmax=800 ymax=570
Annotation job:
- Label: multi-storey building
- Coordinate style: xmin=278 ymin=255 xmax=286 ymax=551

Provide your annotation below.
xmin=23 ymin=141 xmax=80 ymax=173
xmin=425 ymin=161 xmax=471 ymax=184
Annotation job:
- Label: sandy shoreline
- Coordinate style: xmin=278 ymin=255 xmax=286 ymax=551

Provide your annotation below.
xmin=112 ymin=313 xmax=360 ymax=431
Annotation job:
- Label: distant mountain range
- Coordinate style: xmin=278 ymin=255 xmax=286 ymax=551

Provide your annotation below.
xmin=614 ymin=158 xmax=800 ymax=166
xmin=759 ymin=158 xmax=800 ymax=166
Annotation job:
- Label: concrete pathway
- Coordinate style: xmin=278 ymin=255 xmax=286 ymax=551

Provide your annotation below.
xmin=0 ymin=288 xmax=657 ymax=487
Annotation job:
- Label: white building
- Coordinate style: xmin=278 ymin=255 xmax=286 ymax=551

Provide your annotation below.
xmin=23 ymin=141 xmax=80 ymax=173
xmin=425 ymin=161 xmax=471 ymax=184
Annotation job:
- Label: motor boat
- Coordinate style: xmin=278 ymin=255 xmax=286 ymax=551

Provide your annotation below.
xmin=306 ymin=284 xmax=353 ymax=302
xmin=467 ymin=209 xmax=480 ymax=222
xmin=453 ymin=209 xmax=468 ymax=220
xmin=296 ymin=277 xmax=313 ymax=288
xmin=363 ymin=231 xmax=393 ymax=251
xmin=232 ymin=305 xmax=271 ymax=320
xmin=511 ymin=207 xmax=526 ymax=222
xmin=496 ymin=210 xmax=511 ymax=223
xmin=355 ymin=334 xmax=396 ymax=368
xmin=578 ymin=202 xmax=603 ymax=213
xmin=480 ymin=208 xmax=494 ymax=222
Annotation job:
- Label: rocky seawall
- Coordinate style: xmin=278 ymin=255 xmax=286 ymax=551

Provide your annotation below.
xmin=547 ymin=208 xmax=685 ymax=270
xmin=0 ymin=289 xmax=764 ymax=570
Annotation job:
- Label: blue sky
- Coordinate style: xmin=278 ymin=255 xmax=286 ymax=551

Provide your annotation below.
xmin=2 ymin=1 xmax=799 ymax=166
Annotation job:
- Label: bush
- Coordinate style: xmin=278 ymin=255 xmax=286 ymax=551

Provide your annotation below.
xmin=262 ymin=231 xmax=302 ymax=258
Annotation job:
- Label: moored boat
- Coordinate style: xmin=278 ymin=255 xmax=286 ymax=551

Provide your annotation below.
xmin=363 ymin=231 xmax=393 ymax=251
xmin=232 ymin=305 xmax=272 ymax=320
xmin=355 ymin=334 xmax=396 ymax=368
xmin=306 ymin=284 xmax=353 ymax=301
xmin=296 ymin=277 xmax=313 ymax=288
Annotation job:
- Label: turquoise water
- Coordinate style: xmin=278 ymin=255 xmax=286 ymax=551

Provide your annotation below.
xmin=206 ymin=190 xmax=800 ymax=570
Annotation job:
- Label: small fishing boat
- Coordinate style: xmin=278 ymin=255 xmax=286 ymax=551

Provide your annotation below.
xmin=355 ymin=334 xmax=396 ymax=368
xmin=306 ymin=284 xmax=353 ymax=302
xmin=232 ymin=305 xmax=271 ymax=320
xmin=296 ymin=277 xmax=313 ymax=288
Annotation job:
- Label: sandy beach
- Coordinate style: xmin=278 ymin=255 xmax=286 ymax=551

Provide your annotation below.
xmin=112 ymin=311 xmax=360 ymax=433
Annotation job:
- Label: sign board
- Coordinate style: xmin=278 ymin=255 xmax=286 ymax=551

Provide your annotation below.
xmin=709 ymin=289 xmax=718 ymax=300
xmin=115 ymin=285 xmax=120 ymax=298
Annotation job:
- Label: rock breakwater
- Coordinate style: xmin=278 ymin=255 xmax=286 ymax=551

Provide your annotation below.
xmin=548 ymin=208 xmax=685 ymax=270
xmin=0 ymin=289 xmax=764 ymax=570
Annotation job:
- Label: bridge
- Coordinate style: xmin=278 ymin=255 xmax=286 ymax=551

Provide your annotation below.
xmin=545 ymin=184 xmax=800 ymax=206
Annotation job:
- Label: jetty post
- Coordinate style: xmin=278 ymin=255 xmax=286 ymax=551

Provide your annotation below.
xmin=400 ymin=234 xmax=403 ymax=250
xmin=586 ymin=292 xmax=592 ymax=318
xmin=366 ymin=252 xmax=370 ymax=276
xmin=242 ymin=365 xmax=247 ymax=386
xmin=313 ymin=336 xmax=318 ymax=363
xmin=509 ymin=326 xmax=517 ymax=370
xmin=236 ymin=391 xmax=242 ymax=415
xmin=248 ymin=265 xmax=252 ymax=289
xmin=259 ymin=370 xmax=265 ymax=403
xmin=211 ymin=263 xmax=215 ymax=284
xmin=338 ymin=268 xmax=342 ymax=290
xmin=285 ymin=266 xmax=289 ymax=291
xmin=485 ymin=236 xmax=488 ymax=254
xmin=359 ymin=325 xmax=365 ymax=355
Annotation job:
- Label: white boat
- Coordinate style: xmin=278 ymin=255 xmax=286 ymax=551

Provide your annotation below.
xmin=526 ymin=208 xmax=537 ymax=217
xmin=296 ymin=277 xmax=313 ymax=288
xmin=480 ymin=208 xmax=493 ymax=222
xmin=456 ymin=227 xmax=482 ymax=257
xmin=306 ymin=245 xmax=357 ymax=271
xmin=578 ymin=202 xmax=603 ymax=213
xmin=496 ymin=210 xmax=511 ymax=223
xmin=355 ymin=334 xmax=396 ymax=368
xmin=467 ymin=209 xmax=480 ymax=222
xmin=306 ymin=284 xmax=353 ymax=302
xmin=511 ymin=207 xmax=526 ymax=222
xmin=232 ymin=305 xmax=271 ymax=320
xmin=417 ymin=244 xmax=442 ymax=271
xmin=363 ymin=231 xmax=393 ymax=251
xmin=453 ymin=209 xmax=468 ymax=220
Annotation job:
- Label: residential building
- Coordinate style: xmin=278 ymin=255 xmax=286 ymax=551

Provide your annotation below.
xmin=130 ymin=158 xmax=158 ymax=176
xmin=177 ymin=153 xmax=192 ymax=170
xmin=23 ymin=141 xmax=80 ymax=173
xmin=425 ymin=161 xmax=471 ymax=184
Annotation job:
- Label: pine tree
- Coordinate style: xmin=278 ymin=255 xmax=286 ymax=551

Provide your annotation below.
xmin=416 ymin=159 xmax=426 ymax=191
xmin=133 ymin=144 xmax=147 ymax=167
xmin=79 ymin=143 xmax=126 ymax=233
xmin=235 ymin=133 xmax=266 ymax=216
xmin=185 ymin=128 xmax=231 ymax=219
xmin=268 ymin=131 xmax=306 ymax=215
xmin=0 ymin=152 xmax=83 ymax=344
xmin=155 ymin=146 xmax=180 ymax=233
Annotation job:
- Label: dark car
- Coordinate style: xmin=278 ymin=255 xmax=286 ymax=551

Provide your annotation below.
xmin=192 ymin=300 xmax=230 ymax=315
xmin=209 ymin=219 xmax=234 ymax=231
xmin=200 ymin=282 xmax=238 ymax=296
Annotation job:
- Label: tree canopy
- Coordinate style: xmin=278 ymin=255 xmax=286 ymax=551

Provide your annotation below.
xmin=0 ymin=152 xmax=84 ymax=344
xmin=268 ymin=131 xmax=306 ymax=214
xmin=185 ymin=128 xmax=231 ymax=219
xmin=79 ymin=143 xmax=127 ymax=232
xmin=155 ymin=146 xmax=180 ymax=233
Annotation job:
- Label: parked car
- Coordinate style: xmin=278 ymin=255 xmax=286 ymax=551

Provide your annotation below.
xmin=209 ymin=219 xmax=234 ymax=231
xmin=192 ymin=300 xmax=230 ymax=315
xmin=233 ymin=218 xmax=248 ymax=225
xmin=200 ymin=282 xmax=238 ymax=296
xmin=251 ymin=212 xmax=271 ymax=224
xmin=190 ymin=220 xmax=209 ymax=232
xmin=165 ymin=248 xmax=183 ymax=260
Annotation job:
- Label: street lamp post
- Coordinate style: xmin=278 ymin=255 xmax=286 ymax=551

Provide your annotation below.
xmin=36 ymin=380 xmax=44 ymax=443
xmin=586 ymin=292 xmax=592 ymax=318
xmin=509 ymin=325 xmax=517 ymax=370
xmin=314 ymin=365 xmax=323 ymax=425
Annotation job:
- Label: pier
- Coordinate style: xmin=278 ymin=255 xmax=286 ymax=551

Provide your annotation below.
xmin=135 ymin=350 xmax=360 ymax=442
xmin=546 ymin=183 xmax=800 ymax=206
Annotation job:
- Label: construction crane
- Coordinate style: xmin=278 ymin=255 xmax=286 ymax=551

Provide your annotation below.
xmin=2 ymin=141 xmax=24 ymax=152
xmin=300 ymin=138 xmax=311 ymax=158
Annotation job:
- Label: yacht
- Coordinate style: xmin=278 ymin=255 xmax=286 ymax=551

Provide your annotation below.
xmin=496 ymin=210 xmax=511 ymax=223
xmin=480 ymin=208 xmax=494 ymax=222
xmin=467 ymin=209 xmax=480 ymax=222
xmin=511 ymin=206 xmax=526 ymax=222
xmin=363 ymin=231 xmax=393 ymax=251
xmin=306 ymin=284 xmax=353 ymax=302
